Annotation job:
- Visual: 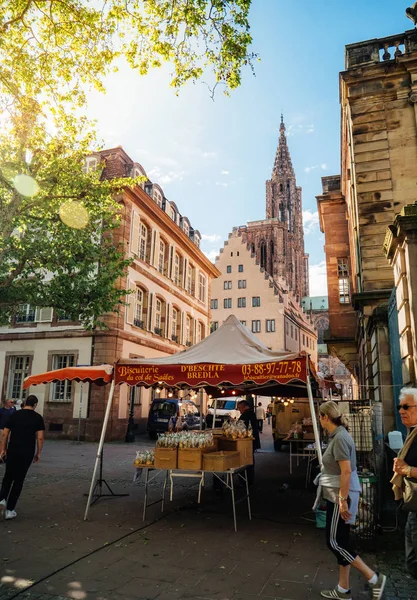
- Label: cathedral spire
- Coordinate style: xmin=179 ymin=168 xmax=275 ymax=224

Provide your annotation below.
xmin=272 ymin=115 xmax=294 ymax=179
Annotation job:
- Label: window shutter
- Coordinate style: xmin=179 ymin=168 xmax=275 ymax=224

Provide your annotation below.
xmin=166 ymin=302 xmax=170 ymax=338
xmin=37 ymin=307 xmax=53 ymax=322
xmin=35 ymin=306 xmax=52 ymax=322
xmin=148 ymin=292 xmax=154 ymax=330
xmin=130 ymin=211 xmax=140 ymax=256
xmin=126 ymin=280 xmax=135 ymax=324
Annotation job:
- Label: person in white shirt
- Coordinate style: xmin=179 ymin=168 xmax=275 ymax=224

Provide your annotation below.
xmin=255 ymin=402 xmax=266 ymax=433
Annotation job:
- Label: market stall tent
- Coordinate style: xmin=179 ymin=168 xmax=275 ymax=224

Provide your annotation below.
xmin=24 ymin=315 xmax=321 ymax=521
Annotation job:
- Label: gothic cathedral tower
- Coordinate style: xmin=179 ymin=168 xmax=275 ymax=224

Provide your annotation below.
xmin=239 ymin=116 xmax=309 ymax=300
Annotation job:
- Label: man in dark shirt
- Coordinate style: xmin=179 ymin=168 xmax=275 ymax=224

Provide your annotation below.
xmin=0 ymin=395 xmax=45 ymax=520
xmin=238 ymin=400 xmax=260 ymax=485
xmin=393 ymin=388 xmax=417 ymax=578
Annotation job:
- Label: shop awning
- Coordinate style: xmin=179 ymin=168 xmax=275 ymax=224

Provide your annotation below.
xmin=23 ymin=364 xmax=113 ymax=388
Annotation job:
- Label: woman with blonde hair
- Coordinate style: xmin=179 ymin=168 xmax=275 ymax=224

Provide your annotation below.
xmin=314 ymin=401 xmax=386 ymax=600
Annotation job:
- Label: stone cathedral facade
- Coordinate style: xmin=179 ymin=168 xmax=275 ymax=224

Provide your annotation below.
xmin=238 ymin=117 xmax=309 ymax=300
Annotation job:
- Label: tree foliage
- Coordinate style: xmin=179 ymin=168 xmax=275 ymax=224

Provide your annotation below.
xmin=0 ymin=0 xmax=254 ymax=115
xmin=0 ymin=0 xmax=255 ymax=327
xmin=0 ymin=118 xmax=133 ymax=328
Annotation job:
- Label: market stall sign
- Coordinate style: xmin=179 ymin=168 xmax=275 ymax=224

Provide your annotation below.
xmin=114 ymin=357 xmax=307 ymax=387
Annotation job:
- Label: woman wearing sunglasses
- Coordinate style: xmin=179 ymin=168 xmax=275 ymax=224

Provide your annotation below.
xmin=392 ymin=387 xmax=417 ymax=579
xmin=315 ymin=401 xmax=386 ymax=600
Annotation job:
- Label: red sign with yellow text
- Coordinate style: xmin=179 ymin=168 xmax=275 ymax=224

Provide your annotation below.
xmin=115 ymin=357 xmax=307 ymax=387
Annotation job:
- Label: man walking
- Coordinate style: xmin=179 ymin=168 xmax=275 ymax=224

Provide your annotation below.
xmin=0 ymin=399 xmax=16 ymax=445
xmin=0 ymin=395 xmax=45 ymax=520
xmin=255 ymin=402 xmax=266 ymax=433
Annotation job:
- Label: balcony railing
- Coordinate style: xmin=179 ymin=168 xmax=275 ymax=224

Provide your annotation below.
xmin=134 ymin=318 xmax=145 ymax=329
xmin=185 ymin=341 xmax=192 ymax=347
xmin=171 ymin=334 xmax=178 ymax=342
xmin=345 ymin=30 xmax=417 ymax=69
xmin=154 ymin=327 xmax=163 ymax=336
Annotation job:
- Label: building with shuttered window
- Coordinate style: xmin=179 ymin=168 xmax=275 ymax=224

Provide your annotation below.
xmin=0 ymin=147 xmax=219 ymax=440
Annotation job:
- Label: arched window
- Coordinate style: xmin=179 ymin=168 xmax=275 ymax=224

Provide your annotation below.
xmin=196 ymin=321 xmax=205 ymax=343
xmin=260 ymin=241 xmax=267 ymax=270
xmin=139 ymin=222 xmax=151 ymax=262
xmin=198 ymin=273 xmax=206 ymax=303
xmin=185 ymin=315 xmax=192 ymax=346
xmin=171 ymin=307 xmax=179 ymax=342
xmin=154 ymin=297 xmax=166 ymax=336
xmin=173 ymin=253 xmax=183 ymax=286
xmin=158 ymin=239 xmax=166 ymax=275
xmin=186 ymin=264 xmax=195 ymax=295
xmin=269 ymin=240 xmax=274 ymax=275
xmin=133 ymin=286 xmax=148 ymax=329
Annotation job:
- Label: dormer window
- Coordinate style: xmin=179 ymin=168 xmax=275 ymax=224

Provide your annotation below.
xmin=153 ymin=189 xmax=163 ymax=208
xmin=84 ymin=156 xmax=98 ymax=173
xmin=170 ymin=207 xmax=176 ymax=221
xmin=183 ymin=221 xmax=189 ymax=236
xmin=145 ymin=183 xmax=152 ymax=196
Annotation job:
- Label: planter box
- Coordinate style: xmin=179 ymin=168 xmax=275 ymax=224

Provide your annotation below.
xmin=219 ymin=437 xmax=254 ymax=466
xmin=203 ymin=451 xmax=241 ymax=472
xmin=154 ymin=447 xmax=177 ymax=469
xmin=177 ymin=446 xmax=215 ymax=470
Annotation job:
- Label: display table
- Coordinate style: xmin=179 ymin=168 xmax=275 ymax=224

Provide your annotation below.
xmin=287 ymin=438 xmax=319 ymax=477
xmin=134 ymin=465 xmax=252 ymax=531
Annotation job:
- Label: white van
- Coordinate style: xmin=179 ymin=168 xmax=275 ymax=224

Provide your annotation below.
xmin=206 ymin=397 xmax=242 ymax=428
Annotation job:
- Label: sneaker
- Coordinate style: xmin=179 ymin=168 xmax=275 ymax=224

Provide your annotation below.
xmin=370 ymin=573 xmax=386 ymax=599
xmin=321 ymin=589 xmax=352 ymax=600
xmin=5 ymin=510 xmax=17 ymax=520
xmin=0 ymin=499 xmax=6 ymax=508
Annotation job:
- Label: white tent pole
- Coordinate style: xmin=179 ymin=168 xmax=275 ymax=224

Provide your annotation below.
xmin=84 ymin=378 xmax=116 ymax=521
xmin=212 ymin=397 xmax=218 ymax=430
xmin=307 ymin=374 xmax=322 ymax=467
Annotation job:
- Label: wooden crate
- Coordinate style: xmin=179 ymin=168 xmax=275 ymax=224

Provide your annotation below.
xmin=203 ymin=451 xmax=241 ymax=472
xmin=154 ymin=447 xmax=177 ymax=469
xmin=218 ymin=437 xmax=253 ymax=466
xmin=177 ymin=446 xmax=215 ymax=470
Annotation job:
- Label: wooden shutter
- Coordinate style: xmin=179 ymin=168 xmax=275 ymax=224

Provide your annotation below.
xmin=35 ymin=307 xmax=53 ymax=322
xmin=126 ymin=280 xmax=135 ymax=324
xmin=130 ymin=210 xmax=140 ymax=256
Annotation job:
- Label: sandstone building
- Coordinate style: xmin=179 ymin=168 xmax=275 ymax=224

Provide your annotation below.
xmin=0 ymin=147 xmax=219 ymax=440
xmin=318 ymin=28 xmax=417 ymax=432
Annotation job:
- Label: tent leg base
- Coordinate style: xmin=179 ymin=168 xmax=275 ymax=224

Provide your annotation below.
xmin=84 ymin=479 xmax=129 ymax=506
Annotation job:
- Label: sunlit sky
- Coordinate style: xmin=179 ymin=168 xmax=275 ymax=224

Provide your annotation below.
xmin=85 ymin=0 xmax=409 ymax=296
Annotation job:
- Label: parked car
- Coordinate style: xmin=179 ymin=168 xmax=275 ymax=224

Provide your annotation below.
xmin=205 ymin=397 xmax=242 ymax=428
xmin=147 ymin=398 xmax=204 ymax=439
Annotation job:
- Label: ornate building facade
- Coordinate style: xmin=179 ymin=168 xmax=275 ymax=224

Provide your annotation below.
xmin=238 ymin=117 xmax=309 ymax=301
xmin=0 ymin=147 xmax=219 ymax=440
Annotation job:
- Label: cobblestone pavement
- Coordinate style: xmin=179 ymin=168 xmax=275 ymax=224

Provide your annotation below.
xmin=0 ymin=428 xmax=415 ymax=600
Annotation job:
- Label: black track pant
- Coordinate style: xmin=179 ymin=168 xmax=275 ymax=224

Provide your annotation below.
xmin=0 ymin=452 xmax=33 ymax=511
xmin=325 ymin=500 xmax=357 ymax=566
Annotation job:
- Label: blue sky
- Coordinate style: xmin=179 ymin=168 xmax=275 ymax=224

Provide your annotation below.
xmin=85 ymin=0 xmax=409 ymax=296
